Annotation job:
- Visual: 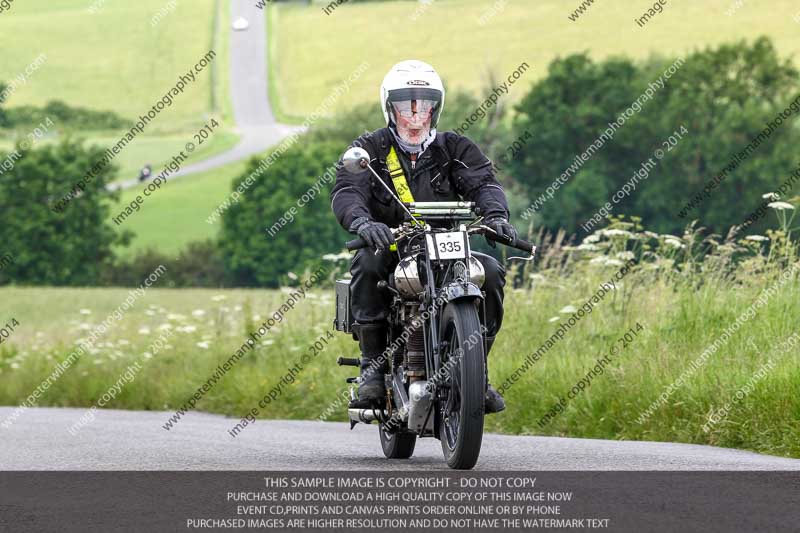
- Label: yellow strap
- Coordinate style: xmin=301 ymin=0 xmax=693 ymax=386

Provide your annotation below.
xmin=387 ymin=146 xmax=422 ymax=230
xmin=387 ymin=146 xmax=415 ymax=203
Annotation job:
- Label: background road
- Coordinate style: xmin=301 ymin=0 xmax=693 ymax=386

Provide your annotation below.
xmin=112 ymin=0 xmax=304 ymax=191
xmin=3 ymin=407 xmax=799 ymax=471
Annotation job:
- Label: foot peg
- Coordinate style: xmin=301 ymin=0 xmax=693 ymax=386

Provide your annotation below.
xmin=337 ymin=356 xmax=360 ymax=367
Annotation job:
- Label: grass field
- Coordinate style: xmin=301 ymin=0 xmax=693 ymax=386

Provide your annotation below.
xmin=2 ymin=226 xmax=799 ymax=457
xmin=0 ymin=0 xmax=237 ymax=187
xmin=114 ymin=157 xmax=249 ymax=255
xmin=269 ymin=0 xmax=800 ymax=119
xmin=0 ymin=0 xmax=222 ymax=128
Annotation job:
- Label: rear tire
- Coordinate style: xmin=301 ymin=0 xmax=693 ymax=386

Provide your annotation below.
xmin=438 ymin=299 xmax=485 ymax=470
xmin=379 ymin=425 xmax=416 ymax=459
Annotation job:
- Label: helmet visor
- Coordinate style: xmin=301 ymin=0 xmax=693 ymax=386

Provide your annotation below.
xmin=391 ymin=99 xmax=437 ymax=120
xmin=391 ymin=99 xmax=436 ymax=146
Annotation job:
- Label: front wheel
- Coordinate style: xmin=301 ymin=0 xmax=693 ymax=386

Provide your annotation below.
xmin=379 ymin=424 xmax=416 ymax=459
xmin=437 ymin=299 xmax=486 ymax=469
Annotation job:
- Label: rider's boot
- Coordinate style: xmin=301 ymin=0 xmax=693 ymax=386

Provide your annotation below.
xmin=349 ymin=323 xmax=388 ymax=409
xmin=484 ymin=336 xmax=506 ymax=414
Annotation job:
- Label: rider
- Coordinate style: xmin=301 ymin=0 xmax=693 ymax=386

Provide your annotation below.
xmin=330 ymin=60 xmax=517 ymax=414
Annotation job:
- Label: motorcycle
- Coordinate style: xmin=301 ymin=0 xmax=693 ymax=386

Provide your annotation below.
xmin=333 ymin=147 xmax=535 ymax=469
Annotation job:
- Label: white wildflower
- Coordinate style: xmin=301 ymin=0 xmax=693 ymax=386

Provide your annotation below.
xmin=211 ymin=295 xmax=226 ymax=302
xmin=10 ymin=362 xmax=20 ymax=369
xmin=589 ymin=256 xmax=607 ymax=265
xmin=117 ymin=339 xmax=130 ymax=346
xmin=616 ymin=251 xmax=635 ymax=260
xmin=178 ymin=325 xmax=197 ymax=333
xmin=166 ymin=313 xmax=186 ymax=321
xmin=287 ymin=272 xmax=299 ymax=281
xmin=745 ymin=235 xmax=769 ymax=242
xmin=158 ymin=324 xmax=173 ymax=331
xmin=600 ymin=229 xmax=633 ymax=238
xmin=577 ymin=243 xmax=599 ymax=251
xmin=78 ymin=323 xmax=91 ymax=330
xmin=665 ymin=238 xmax=685 ymax=249
xmin=548 ymin=316 xmax=560 ymax=323
xmin=768 ymin=201 xmax=795 ymax=211
xmin=583 ymin=234 xmax=601 ymax=244
xmin=605 ymin=258 xmax=624 ymax=266
xmin=79 ymin=309 xmax=92 ymax=315
xmin=762 ymin=192 xmax=779 ymax=201
xmin=145 ymin=310 xmax=155 ymax=316
xmin=138 ymin=327 xmax=151 ymax=335
xmin=191 ymin=309 xmax=206 ymax=317
xmin=559 ymin=305 xmax=577 ymax=314
xmin=142 ymin=352 xmax=153 ymax=359
xmin=196 ymin=341 xmax=210 ymax=349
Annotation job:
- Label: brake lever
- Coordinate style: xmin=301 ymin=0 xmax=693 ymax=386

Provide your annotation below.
xmin=508 ymin=248 xmax=536 ymax=262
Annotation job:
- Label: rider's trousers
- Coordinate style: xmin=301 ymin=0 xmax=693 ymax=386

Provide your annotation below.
xmin=349 ymin=248 xmax=506 ymax=342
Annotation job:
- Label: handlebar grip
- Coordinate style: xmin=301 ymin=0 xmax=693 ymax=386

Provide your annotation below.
xmin=346 ymin=238 xmax=367 ymax=251
xmin=486 ymin=232 xmax=536 ymax=254
xmin=510 ymin=237 xmax=536 ymax=254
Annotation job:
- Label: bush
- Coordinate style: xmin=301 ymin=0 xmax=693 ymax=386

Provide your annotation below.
xmin=219 ymin=141 xmax=350 ymax=287
xmin=3 ymin=100 xmax=131 ymax=131
xmin=102 ymin=240 xmax=229 ymax=287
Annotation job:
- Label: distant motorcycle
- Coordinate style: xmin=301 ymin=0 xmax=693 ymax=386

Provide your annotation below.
xmin=333 ymin=147 xmax=535 ymax=469
xmin=138 ymin=164 xmax=152 ymax=183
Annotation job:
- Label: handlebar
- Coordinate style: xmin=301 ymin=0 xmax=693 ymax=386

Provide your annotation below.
xmin=346 ymin=229 xmax=535 ymax=255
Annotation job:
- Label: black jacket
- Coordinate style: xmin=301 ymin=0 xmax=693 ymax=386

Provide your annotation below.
xmin=330 ymin=128 xmax=510 ymax=231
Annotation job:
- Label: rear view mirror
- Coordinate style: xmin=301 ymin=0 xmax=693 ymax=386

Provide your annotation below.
xmin=341 ymin=147 xmax=370 ymax=174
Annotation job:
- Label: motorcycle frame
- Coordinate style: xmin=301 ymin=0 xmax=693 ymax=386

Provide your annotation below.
xmin=388 ymin=221 xmax=485 ymax=438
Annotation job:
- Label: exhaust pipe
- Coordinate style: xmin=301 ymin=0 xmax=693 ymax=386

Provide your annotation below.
xmin=348 ymin=408 xmax=388 ymax=424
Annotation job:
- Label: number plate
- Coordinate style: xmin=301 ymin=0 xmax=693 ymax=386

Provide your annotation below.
xmin=426 ymin=231 xmax=468 ymax=260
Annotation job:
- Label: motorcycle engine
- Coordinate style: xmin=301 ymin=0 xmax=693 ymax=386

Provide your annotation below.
xmin=393 ymin=253 xmax=485 ymax=298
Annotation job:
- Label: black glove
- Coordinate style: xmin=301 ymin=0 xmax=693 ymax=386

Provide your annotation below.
xmin=350 ymin=217 xmax=394 ymax=250
xmin=485 ymin=217 xmax=517 ymax=247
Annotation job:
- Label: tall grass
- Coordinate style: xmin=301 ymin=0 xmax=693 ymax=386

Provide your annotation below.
xmin=1 ymin=209 xmax=798 ymax=457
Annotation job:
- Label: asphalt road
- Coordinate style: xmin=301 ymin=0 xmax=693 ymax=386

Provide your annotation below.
xmin=112 ymin=0 xmax=304 ymax=191
xmin=2 ymin=407 xmax=799 ymax=471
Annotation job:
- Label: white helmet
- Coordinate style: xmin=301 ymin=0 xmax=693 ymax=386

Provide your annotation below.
xmin=380 ymin=60 xmax=445 ymax=128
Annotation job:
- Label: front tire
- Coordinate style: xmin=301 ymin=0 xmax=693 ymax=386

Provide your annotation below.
xmin=437 ymin=299 xmax=486 ymax=469
xmin=379 ymin=424 xmax=416 ymax=459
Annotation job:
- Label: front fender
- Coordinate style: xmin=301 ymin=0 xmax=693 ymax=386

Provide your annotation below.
xmin=439 ymin=282 xmax=483 ymax=304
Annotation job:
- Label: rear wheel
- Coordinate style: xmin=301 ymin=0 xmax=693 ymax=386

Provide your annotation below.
xmin=379 ymin=424 xmax=416 ymax=459
xmin=437 ymin=300 xmax=485 ymax=469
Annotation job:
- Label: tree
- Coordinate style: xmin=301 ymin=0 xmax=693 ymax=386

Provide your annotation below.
xmin=0 ymin=140 xmax=129 ymax=285
xmin=510 ymin=38 xmax=800 ymax=235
